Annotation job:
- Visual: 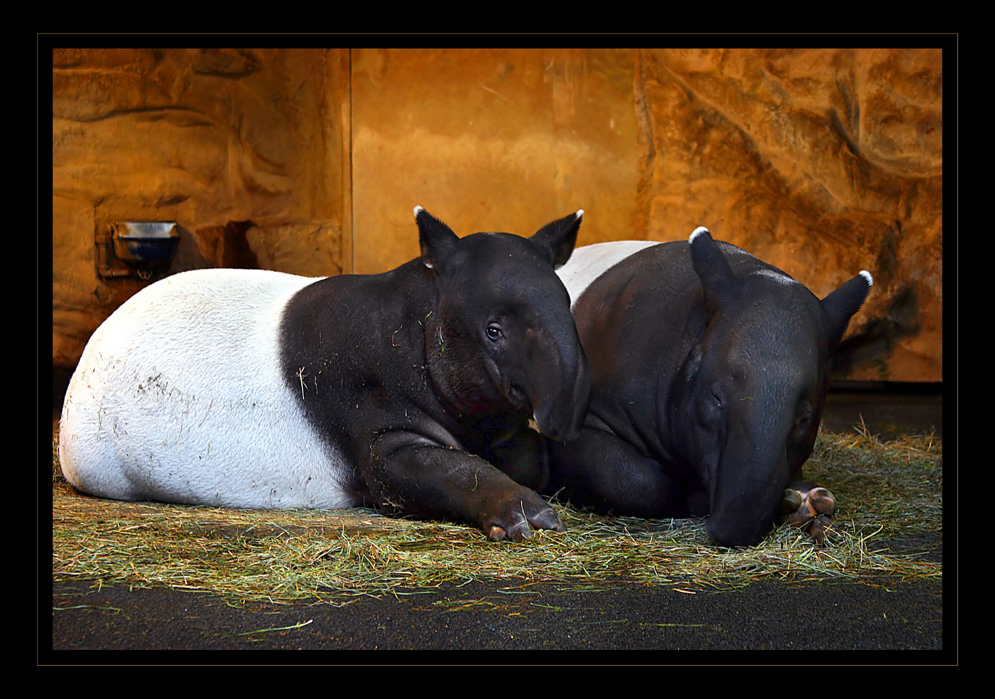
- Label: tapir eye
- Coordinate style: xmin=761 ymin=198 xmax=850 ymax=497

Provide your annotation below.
xmin=709 ymin=387 xmax=724 ymax=408
xmin=485 ymin=324 xmax=504 ymax=341
xmin=795 ymin=407 xmax=814 ymax=429
xmin=697 ymin=384 xmax=725 ymax=426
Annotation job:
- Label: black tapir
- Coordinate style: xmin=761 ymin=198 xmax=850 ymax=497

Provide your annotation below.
xmin=546 ymin=227 xmax=872 ymax=546
xmin=59 ymin=207 xmax=590 ymax=542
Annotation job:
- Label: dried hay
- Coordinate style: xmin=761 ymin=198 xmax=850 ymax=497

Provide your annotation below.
xmin=50 ymin=422 xmax=942 ymax=607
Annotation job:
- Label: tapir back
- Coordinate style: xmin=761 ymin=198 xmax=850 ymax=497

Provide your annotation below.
xmin=58 ymin=268 xmax=354 ymax=509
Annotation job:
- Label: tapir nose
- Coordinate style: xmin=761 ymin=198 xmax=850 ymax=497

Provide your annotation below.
xmin=706 ymin=510 xmax=771 ymax=547
xmin=528 ymin=330 xmax=590 ymax=442
xmin=706 ymin=437 xmax=789 ymax=547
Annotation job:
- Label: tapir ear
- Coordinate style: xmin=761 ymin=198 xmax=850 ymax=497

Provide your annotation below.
xmin=688 ymin=227 xmax=735 ymax=314
xmin=821 ymin=270 xmax=873 ymax=349
xmin=415 ymin=206 xmax=460 ymax=270
xmin=530 ymin=209 xmax=584 ymax=268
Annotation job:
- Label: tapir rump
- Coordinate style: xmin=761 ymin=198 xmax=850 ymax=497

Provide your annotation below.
xmin=547 ymin=227 xmax=871 ymax=546
xmin=59 ymin=207 xmax=590 ymax=542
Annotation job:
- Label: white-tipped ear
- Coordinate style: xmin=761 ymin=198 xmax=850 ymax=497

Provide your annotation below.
xmin=530 ymin=210 xmax=585 ymax=268
xmin=415 ymin=207 xmax=459 ymax=271
xmin=822 ymin=270 xmax=874 ymax=349
xmin=688 ymin=225 xmax=735 ymax=315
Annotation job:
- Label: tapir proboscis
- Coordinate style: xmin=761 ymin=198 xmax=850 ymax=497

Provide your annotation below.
xmin=59 ymin=207 xmax=590 ymax=542
xmin=546 ymin=227 xmax=872 ymax=546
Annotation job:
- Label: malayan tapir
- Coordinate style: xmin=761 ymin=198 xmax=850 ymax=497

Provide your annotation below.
xmin=59 ymin=207 xmax=590 ymax=542
xmin=546 ymin=227 xmax=872 ymax=546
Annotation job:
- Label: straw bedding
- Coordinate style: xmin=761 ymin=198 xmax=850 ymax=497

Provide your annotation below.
xmin=51 ymin=423 xmax=942 ymax=607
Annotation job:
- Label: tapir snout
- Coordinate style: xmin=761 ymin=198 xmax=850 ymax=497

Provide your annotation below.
xmin=526 ymin=321 xmax=590 ymax=443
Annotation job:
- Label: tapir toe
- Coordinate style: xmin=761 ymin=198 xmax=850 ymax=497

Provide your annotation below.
xmin=780 ymin=483 xmax=837 ymax=545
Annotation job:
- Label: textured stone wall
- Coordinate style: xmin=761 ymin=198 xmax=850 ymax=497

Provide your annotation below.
xmin=631 ymin=49 xmax=943 ymax=382
xmin=50 ymin=47 xmax=944 ymax=382
xmin=52 ymin=48 xmax=350 ymax=367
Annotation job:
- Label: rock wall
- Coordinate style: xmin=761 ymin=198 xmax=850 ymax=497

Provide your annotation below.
xmin=632 ymin=49 xmax=943 ymax=382
xmin=52 ymin=48 xmax=350 ymax=367
xmin=50 ymin=47 xmax=945 ymax=382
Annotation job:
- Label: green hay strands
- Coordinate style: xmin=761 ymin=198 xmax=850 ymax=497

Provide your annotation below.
xmin=50 ymin=424 xmax=942 ymax=606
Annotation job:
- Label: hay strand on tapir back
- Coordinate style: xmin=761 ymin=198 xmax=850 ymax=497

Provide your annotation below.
xmin=51 ymin=424 xmax=941 ymax=606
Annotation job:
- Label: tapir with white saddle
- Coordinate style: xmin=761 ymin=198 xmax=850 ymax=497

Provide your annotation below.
xmin=548 ymin=227 xmax=872 ymax=546
xmin=59 ymin=207 xmax=590 ymax=542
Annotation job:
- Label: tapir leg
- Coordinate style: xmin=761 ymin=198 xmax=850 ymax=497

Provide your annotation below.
xmin=368 ymin=431 xmax=563 ymax=542
xmin=546 ymin=427 xmax=701 ymax=519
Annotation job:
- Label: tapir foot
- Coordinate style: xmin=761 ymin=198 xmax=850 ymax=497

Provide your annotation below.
xmin=484 ymin=488 xmax=564 ymax=542
xmin=780 ymin=482 xmax=837 ymax=544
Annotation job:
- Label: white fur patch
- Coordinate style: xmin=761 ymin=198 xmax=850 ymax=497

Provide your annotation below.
xmin=557 ymin=241 xmax=661 ymax=306
xmin=58 ymin=269 xmax=354 ymax=510
xmin=860 ymin=270 xmax=874 ymax=286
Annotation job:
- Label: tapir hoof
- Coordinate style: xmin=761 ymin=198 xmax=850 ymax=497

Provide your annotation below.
xmin=484 ymin=490 xmax=564 ymax=542
xmin=780 ymin=482 xmax=837 ymax=545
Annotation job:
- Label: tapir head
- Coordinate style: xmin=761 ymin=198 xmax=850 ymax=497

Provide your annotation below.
xmin=415 ymin=207 xmax=590 ymax=443
xmin=676 ymin=228 xmax=872 ymax=547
